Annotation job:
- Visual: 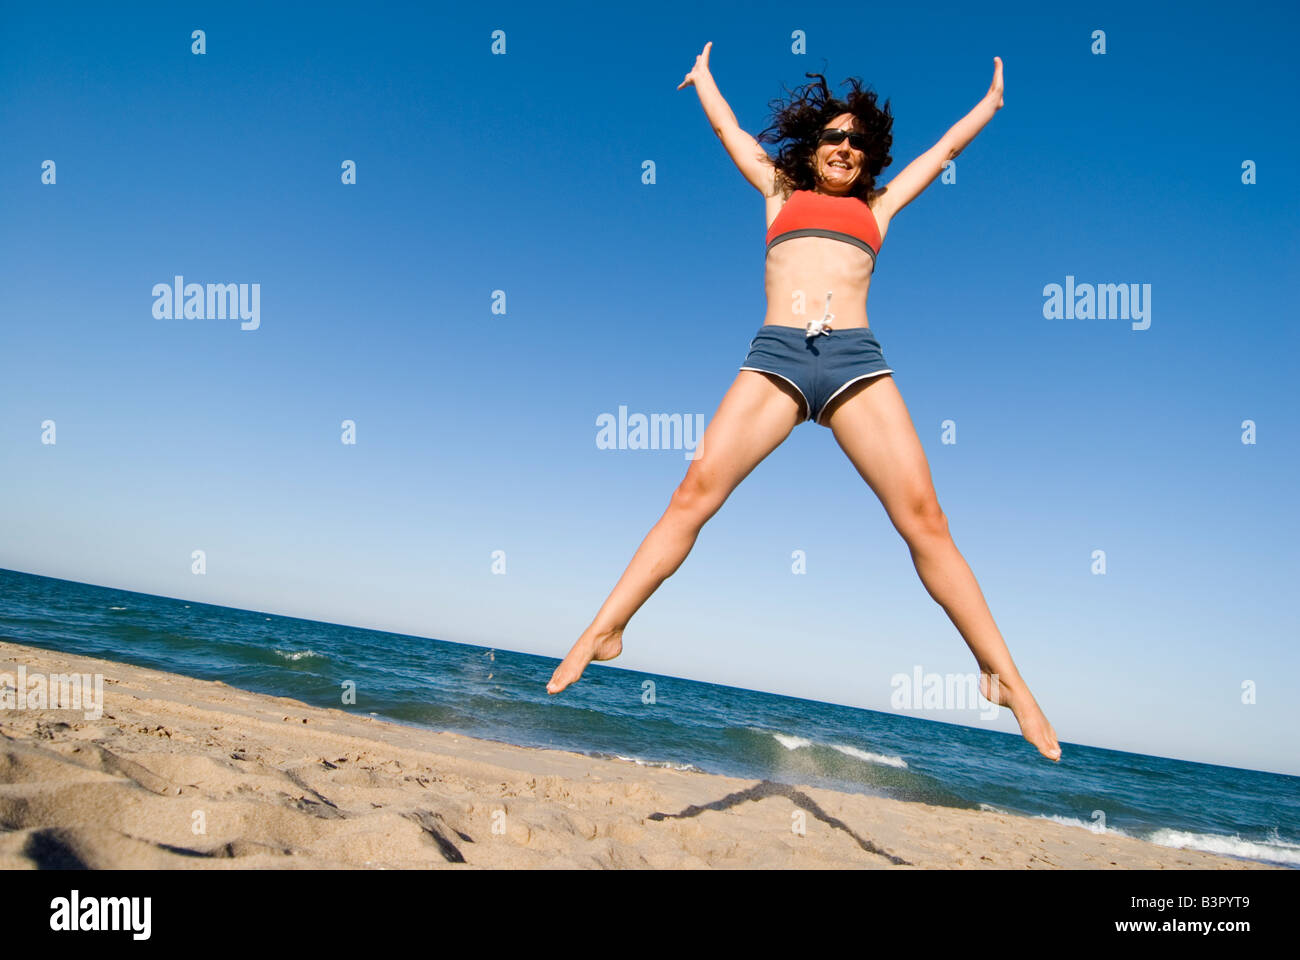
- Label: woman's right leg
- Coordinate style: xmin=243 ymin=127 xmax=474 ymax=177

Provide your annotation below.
xmin=546 ymin=369 xmax=805 ymax=693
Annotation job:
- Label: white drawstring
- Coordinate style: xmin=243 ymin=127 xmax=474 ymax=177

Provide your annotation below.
xmin=806 ymin=291 xmax=834 ymax=338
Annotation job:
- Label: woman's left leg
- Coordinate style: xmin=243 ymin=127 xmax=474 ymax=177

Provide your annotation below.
xmin=821 ymin=374 xmax=1061 ymax=761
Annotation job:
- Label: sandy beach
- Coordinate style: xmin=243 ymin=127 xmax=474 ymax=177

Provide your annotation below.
xmin=0 ymin=640 xmax=1273 ymax=870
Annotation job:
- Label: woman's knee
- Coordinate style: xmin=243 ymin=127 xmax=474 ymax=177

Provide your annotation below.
xmin=894 ymin=493 xmax=949 ymax=544
xmin=669 ymin=464 xmax=727 ymax=523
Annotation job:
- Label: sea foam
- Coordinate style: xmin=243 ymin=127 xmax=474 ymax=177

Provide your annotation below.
xmin=830 ymin=743 xmax=909 ymax=769
xmin=1147 ymin=828 xmax=1300 ymax=867
xmin=1015 ymin=810 xmax=1300 ymax=867
xmin=274 ymin=648 xmax=323 ymax=662
xmin=766 ymin=730 xmax=908 ymax=768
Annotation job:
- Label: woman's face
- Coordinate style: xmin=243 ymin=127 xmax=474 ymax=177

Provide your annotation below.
xmin=812 ymin=112 xmax=864 ymax=193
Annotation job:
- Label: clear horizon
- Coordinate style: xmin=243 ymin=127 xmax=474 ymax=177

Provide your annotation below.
xmin=3 ymin=565 xmax=1295 ymax=780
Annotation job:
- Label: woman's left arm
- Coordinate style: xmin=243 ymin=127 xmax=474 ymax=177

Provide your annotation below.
xmin=872 ymin=57 xmax=1004 ymax=229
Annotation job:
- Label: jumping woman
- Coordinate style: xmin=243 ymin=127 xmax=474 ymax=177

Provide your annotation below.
xmin=547 ymin=43 xmax=1061 ymax=762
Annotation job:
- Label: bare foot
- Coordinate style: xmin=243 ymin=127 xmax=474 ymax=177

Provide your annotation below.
xmin=547 ymin=628 xmax=624 ymax=694
xmin=981 ymin=672 xmax=1062 ymax=762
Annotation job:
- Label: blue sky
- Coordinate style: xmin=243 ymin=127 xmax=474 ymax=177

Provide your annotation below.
xmin=2 ymin=1 xmax=1297 ymax=775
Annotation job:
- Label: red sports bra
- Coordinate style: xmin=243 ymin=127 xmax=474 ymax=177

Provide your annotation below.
xmin=765 ymin=189 xmax=882 ymax=264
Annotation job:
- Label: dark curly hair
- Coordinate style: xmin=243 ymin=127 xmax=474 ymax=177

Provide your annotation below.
xmin=756 ymin=70 xmax=894 ymax=202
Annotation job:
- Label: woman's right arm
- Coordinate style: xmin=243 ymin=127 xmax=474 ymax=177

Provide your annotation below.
xmin=678 ymin=42 xmax=777 ymax=197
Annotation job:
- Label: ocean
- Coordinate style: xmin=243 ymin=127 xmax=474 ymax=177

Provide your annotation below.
xmin=1 ymin=566 xmax=1296 ymax=868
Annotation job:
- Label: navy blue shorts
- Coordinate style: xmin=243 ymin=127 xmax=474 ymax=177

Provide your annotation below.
xmin=740 ymin=324 xmax=894 ymax=425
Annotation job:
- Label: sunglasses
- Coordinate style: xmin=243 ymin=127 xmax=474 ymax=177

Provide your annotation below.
xmin=818 ymin=128 xmax=869 ymax=151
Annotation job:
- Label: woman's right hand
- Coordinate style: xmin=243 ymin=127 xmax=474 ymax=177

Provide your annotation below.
xmin=986 ymin=56 xmax=1004 ymax=110
xmin=676 ymin=41 xmax=712 ymax=90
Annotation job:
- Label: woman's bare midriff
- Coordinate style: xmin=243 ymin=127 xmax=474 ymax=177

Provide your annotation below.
xmin=763 ymin=234 xmax=878 ymax=331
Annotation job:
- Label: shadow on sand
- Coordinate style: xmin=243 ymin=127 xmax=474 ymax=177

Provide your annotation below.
xmin=649 ymin=779 xmax=911 ymax=865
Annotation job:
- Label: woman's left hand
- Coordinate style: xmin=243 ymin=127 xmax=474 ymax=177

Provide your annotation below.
xmin=987 ymin=56 xmax=1004 ymax=110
